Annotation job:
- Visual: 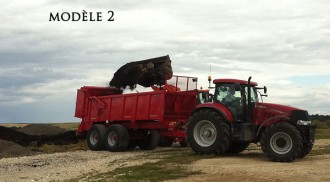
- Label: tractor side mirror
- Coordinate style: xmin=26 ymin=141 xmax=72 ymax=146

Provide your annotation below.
xmin=264 ymin=86 xmax=267 ymax=94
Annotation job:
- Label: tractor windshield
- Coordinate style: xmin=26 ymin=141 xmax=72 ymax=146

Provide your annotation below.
xmin=214 ymin=83 xmax=242 ymax=121
xmin=213 ymin=83 xmax=259 ymax=121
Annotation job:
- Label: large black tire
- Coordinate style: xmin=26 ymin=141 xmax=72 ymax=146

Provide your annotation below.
xmin=298 ymin=141 xmax=314 ymax=158
xmin=179 ymin=138 xmax=189 ymax=147
xmin=260 ymin=122 xmax=303 ymax=162
xmin=86 ymin=124 xmax=106 ymax=151
xmin=226 ymin=141 xmax=250 ymax=154
xmin=138 ymin=130 xmax=160 ymax=150
xmin=127 ymin=140 xmax=138 ymax=150
xmin=186 ymin=110 xmax=230 ymax=155
xmin=105 ymin=124 xmax=129 ymax=152
xmin=159 ymin=137 xmax=174 ymax=147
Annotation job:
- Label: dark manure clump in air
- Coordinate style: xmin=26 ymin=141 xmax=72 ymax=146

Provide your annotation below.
xmin=109 ymin=55 xmax=173 ymax=90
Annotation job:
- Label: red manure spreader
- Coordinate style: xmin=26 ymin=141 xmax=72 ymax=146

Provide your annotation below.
xmin=75 ymin=75 xmax=207 ymax=151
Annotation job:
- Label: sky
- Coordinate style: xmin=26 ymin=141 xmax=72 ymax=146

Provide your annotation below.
xmin=1 ymin=0 xmax=329 ymax=123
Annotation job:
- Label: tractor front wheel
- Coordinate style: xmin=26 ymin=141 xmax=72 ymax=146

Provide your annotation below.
xmin=298 ymin=140 xmax=314 ymax=158
xmin=260 ymin=122 xmax=303 ymax=162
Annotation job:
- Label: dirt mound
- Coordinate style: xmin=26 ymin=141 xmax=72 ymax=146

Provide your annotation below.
xmin=0 ymin=139 xmax=37 ymax=159
xmin=109 ymin=55 xmax=173 ymax=89
xmin=18 ymin=124 xmax=67 ymax=136
xmin=0 ymin=125 xmax=81 ymax=147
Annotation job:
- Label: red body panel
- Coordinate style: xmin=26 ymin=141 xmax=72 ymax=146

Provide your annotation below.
xmin=75 ymin=86 xmax=197 ymax=138
xmin=213 ymin=79 xmax=258 ymax=86
xmin=194 ymin=102 xmax=302 ymax=127
xmin=194 ymin=103 xmax=235 ymax=122
xmin=253 ymin=102 xmax=303 ymax=126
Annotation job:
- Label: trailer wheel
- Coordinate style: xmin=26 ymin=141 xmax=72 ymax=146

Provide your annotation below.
xmin=86 ymin=124 xmax=106 ymax=151
xmin=127 ymin=140 xmax=138 ymax=150
xmin=159 ymin=137 xmax=174 ymax=147
xmin=226 ymin=141 xmax=250 ymax=154
xmin=105 ymin=124 xmax=129 ymax=152
xmin=187 ymin=110 xmax=230 ymax=155
xmin=138 ymin=130 xmax=160 ymax=150
xmin=260 ymin=122 xmax=303 ymax=162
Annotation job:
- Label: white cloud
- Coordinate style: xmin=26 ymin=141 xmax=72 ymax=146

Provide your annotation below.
xmin=1 ymin=0 xmax=330 ymax=122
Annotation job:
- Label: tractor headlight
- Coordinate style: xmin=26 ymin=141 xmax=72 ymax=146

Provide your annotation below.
xmin=297 ymin=120 xmax=312 ymax=126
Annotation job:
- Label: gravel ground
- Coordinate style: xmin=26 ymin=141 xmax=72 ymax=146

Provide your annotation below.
xmin=0 ymin=150 xmax=159 ymax=182
xmin=1 ymin=140 xmax=330 ymax=182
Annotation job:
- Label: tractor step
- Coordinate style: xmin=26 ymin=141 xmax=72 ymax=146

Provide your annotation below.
xmin=231 ymin=123 xmax=257 ymax=142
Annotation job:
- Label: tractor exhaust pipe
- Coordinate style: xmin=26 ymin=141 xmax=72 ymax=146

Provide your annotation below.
xmin=247 ymin=76 xmax=252 ymax=122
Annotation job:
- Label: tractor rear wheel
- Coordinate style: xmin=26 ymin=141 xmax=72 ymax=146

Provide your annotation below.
xmin=226 ymin=141 xmax=250 ymax=154
xmin=138 ymin=130 xmax=160 ymax=150
xmin=105 ymin=124 xmax=129 ymax=152
xmin=260 ymin=122 xmax=303 ymax=162
xmin=187 ymin=110 xmax=230 ymax=155
xmin=86 ymin=124 xmax=106 ymax=151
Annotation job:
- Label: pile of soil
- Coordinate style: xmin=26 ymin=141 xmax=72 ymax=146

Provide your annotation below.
xmin=0 ymin=125 xmax=81 ymax=147
xmin=0 ymin=139 xmax=37 ymax=158
xmin=18 ymin=124 xmax=67 ymax=136
xmin=0 ymin=124 xmax=83 ymax=158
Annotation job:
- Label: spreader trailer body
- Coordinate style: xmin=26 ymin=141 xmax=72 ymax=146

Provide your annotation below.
xmin=75 ymin=76 xmax=201 ymax=151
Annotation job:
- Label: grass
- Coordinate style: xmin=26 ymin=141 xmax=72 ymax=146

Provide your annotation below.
xmin=30 ymin=141 xmax=88 ymax=153
xmin=312 ymin=120 xmax=330 ymax=129
xmin=315 ymin=129 xmax=330 ymax=140
xmin=70 ymin=148 xmax=203 ymax=182
xmin=51 ymin=122 xmax=80 ymax=131
xmin=311 ymin=145 xmax=330 ymax=156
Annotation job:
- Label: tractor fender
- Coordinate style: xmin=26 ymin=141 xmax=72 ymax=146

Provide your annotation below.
xmin=191 ymin=103 xmax=234 ymax=122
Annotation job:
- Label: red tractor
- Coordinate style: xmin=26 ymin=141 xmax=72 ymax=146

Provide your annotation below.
xmin=186 ymin=77 xmax=315 ymax=162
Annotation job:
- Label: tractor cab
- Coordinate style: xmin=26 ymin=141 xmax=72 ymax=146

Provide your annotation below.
xmin=212 ymin=78 xmax=260 ymax=122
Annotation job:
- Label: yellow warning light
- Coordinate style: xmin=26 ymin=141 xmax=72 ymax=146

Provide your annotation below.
xmin=208 ymin=75 xmax=212 ymax=81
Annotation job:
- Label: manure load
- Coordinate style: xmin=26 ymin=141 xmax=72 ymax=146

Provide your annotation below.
xmin=109 ymin=55 xmax=173 ymax=89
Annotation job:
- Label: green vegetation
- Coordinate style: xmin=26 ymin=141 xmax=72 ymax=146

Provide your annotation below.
xmin=315 ymin=129 xmax=330 ymax=140
xmin=30 ymin=141 xmax=88 ymax=153
xmin=51 ymin=122 xmax=80 ymax=131
xmin=311 ymin=145 xmax=330 ymax=156
xmin=72 ymin=148 xmax=203 ymax=182
xmin=310 ymin=114 xmax=330 ymax=122
xmin=312 ymin=120 xmax=330 ymax=129
xmin=312 ymin=119 xmax=330 ymax=140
